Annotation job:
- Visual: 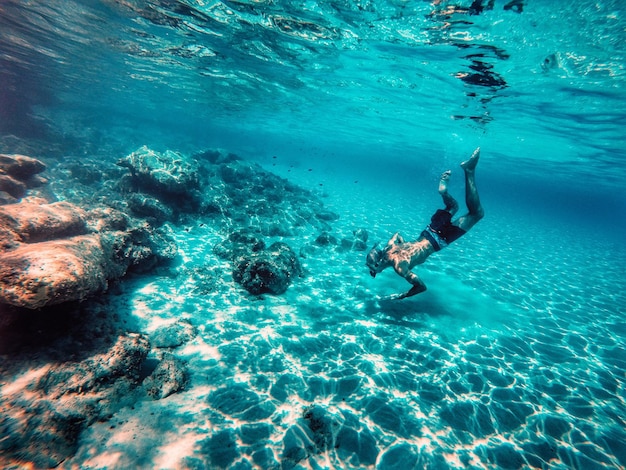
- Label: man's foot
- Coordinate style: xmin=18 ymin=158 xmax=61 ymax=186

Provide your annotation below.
xmin=461 ymin=147 xmax=480 ymax=171
xmin=439 ymin=170 xmax=451 ymax=194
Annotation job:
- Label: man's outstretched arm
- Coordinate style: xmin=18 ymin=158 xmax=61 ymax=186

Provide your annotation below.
xmin=396 ymin=271 xmax=427 ymax=299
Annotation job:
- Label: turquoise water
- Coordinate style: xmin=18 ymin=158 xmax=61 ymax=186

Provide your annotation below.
xmin=1 ymin=0 xmax=626 ymax=469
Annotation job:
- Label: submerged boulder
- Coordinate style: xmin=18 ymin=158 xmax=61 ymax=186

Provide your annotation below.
xmin=117 ymin=146 xmax=201 ymax=208
xmin=127 ymin=192 xmax=173 ymax=224
xmin=0 ymin=153 xmax=46 ymax=179
xmin=0 ymin=199 xmax=177 ymax=309
xmin=152 ymin=320 xmax=197 ymax=348
xmin=0 ymin=200 xmax=87 ymax=246
xmin=315 ymin=231 xmax=338 ymax=246
xmin=0 ymin=151 xmax=180 ymax=310
xmin=233 ymin=242 xmax=302 ymax=295
xmin=0 ymin=154 xmax=47 ymax=204
xmin=143 ymin=353 xmax=188 ymax=399
xmin=0 ymin=333 xmax=150 ymax=468
xmin=0 ymin=235 xmax=110 ymax=309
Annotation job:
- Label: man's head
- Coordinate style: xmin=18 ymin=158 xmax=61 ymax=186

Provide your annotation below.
xmin=366 ymin=243 xmax=383 ymax=277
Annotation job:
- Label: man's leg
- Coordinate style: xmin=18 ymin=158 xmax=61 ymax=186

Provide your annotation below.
xmin=456 ymin=147 xmax=484 ymax=231
xmin=438 ymin=170 xmax=459 ymax=215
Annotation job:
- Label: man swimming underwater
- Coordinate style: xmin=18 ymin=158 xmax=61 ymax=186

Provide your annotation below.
xmin=366 ymin=147 xmax=484 ymax=299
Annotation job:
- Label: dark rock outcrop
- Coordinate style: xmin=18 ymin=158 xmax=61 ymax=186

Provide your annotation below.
xmin=197 ymin=154 xmax=334 ymax=236
xmin=315 ymin=231 xmax=338 ymax=246
xmin=233 ymin=242 xmax=302 ymax=295
xmin=0 ymin=151 xmax=179 ymax=309
xmin=0 ymin=333 xmax=150 ymax=468
xmin=0 ymin=234 xmax=111 ymax=309
xmin=127 ymin=192 xmax=173 ymax=224
xmin=143 ymin=353 xmax=188 ymax=399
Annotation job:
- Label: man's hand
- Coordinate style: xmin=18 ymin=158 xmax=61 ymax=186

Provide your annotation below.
xmin=394 ymin=284 xmax=427 ymax=300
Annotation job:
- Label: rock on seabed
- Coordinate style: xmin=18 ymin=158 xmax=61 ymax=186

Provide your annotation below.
xmin=0 ymin=153 xmax=177 ymax=309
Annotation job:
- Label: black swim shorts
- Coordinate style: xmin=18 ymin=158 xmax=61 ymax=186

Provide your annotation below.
xmin=421 ymin=209 xmax=466 ymax=251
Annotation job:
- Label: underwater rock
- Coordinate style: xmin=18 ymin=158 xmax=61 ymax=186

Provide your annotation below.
xmin=0 ymin=198 xmax=177 ymax=308
xmin=315 ymin=231 xmax=338 ymax=246
xmin=340 ymin=228 xmax=369 ymax=251
xmin=117 ymin=145 xmax=200 ymax=202
xmin=104 ymin=224 xmax=178 ymax=274
xmin=199 ymin=153 xmax=335 ymax=235
xmin=0 ymin=333 xmax=149 ymax=468
xmin=302 ymin=228 xmax=367 ymax=258
xmin=127 ymin=192 xmax=173 ymax=224
xmin=152 ymin=320 xmax=197 ymax=348
xmin=0 ymin=174 xmax=26 ymax=201
xmin=0 ymin=235 xmax=110 ymax=309
xmin=67 ymin=161 xmax=103 ymax=185
xmin=352 ymin=228 xmax=369 ymax=250
xmin=220 ymin=160 xmax=254 ymax=187
xmin=315 ymin=209 xmax=340 ymax=222
xmin=36 ymin=333 xmax=151 ymax=393
xmin=0 ymin=200 xmax=87 ymax=245
xmin=0 ymin=154 xmax=47 ymax=202
xmin=143 ymin=353 xmax=188 ymax=399
xmin=281 ymin=405 xmax=345 ymax=468
xmin=233 ymin=242 xmax=302 ymax=295
xmin=184 ymin=264 xmax=219 ymax=295
xmin=87 ymin=206 xmax=130 ymax=232
xmin=302 ymin=405 xmax=343 ymax=452
xmin=0 ymin=153 xmax=46 ymax=179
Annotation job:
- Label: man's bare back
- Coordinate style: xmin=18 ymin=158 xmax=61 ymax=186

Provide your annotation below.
xmin=366 ymin=148 xmax=484 ymax=299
